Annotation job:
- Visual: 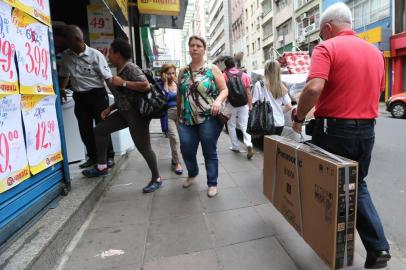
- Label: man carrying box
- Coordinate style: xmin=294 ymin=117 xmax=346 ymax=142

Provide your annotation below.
xmin=292 ymin=2 xmax=391 ymax=269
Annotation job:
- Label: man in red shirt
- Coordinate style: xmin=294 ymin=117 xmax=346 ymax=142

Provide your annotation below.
xmin=292 ymin=3 xmax=390 ymax=269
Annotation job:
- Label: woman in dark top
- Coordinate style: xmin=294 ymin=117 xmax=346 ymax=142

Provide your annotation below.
xmin=82 ymin=38 xmax=162 ymax=193
xmin=158 ymin=64 xmax=183 ymax=174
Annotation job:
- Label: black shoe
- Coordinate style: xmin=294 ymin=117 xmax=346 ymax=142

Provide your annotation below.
xmin=79 ymin=159 xmax=96 ymax=169
xmin=365 ymin=250 xmax=391 ymax=269
xmin=82 ymin=167 xmax=109 ymax=178
xmin=107 ymin=158 xmax=115 ymax=168
xmin=142 ymin=178 xmax=162 ymax=193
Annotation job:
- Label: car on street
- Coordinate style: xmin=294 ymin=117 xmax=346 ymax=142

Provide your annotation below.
xmin=386 ymin=92 xmax=406 ymax=119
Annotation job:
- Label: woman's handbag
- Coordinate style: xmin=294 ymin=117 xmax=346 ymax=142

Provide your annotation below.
xmin=247 ymin=99 xmax=275 ymax=136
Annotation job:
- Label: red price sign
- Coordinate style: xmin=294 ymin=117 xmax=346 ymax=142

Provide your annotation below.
xmin=0 ymin=130 xmax=19 ymax=174
xmin=24 ymin=42 xmax=49 ymax=80
xmin=35 ymin=120 xmax=55 ymax=151
xmin=0 ymin=37 xmax=15 ymax=79
xmin=89 ymin=17 xmax=106 ymax=29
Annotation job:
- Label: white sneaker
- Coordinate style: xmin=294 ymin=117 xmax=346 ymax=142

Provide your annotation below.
xmin=207 ymin=186 xmax=218 ymax=197
xmin=182 ymin=177 xmax=194 ymax=188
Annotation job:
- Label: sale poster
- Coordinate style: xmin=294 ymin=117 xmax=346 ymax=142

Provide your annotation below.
xmin=87 ymin=4 xmax=114 ymax=57
xmin=0 ymin=2 xmax=19 ymax=95
xmin=0 ymin=94 xmax=30 ymax=193
xmin=12 ymin=8 xmax=54 ymax=95
xmin=21 ymin=95 xmax=62 ymax=175
xmin=3 ymin=0 xmax=51 ymax=26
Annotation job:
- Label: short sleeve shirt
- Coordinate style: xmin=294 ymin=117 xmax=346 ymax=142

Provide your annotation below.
xmin=223 ymin=67 xmax=251 ymax=88
xmin=59 ymin=45 xmax=112 ymax=92
xmin=110 ymin=62 xmax=147 ymax=111
xmin=307 ymin=30 xmax=385 ymax=119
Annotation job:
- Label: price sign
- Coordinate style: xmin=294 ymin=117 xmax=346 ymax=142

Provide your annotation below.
xmin=0 ymin=2 xmax=19 ymax=94
xmin=87 ymin=4 xmax=114 ymax=57
xmin=21 ymin=95 xmax=62 ymax=175
xmin=12 ymin=8 xmax=54 ymax=95
xmin=0 ymin=94 xmax=30 ymax=193
xmin=3 ymin=0 xmax=51 ymax=26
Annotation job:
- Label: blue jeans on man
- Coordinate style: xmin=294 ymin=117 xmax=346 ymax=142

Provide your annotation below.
xmin=312 ymin=120 xmax=389 ymax=253
xmin=179 ymin=117 xmax=223 ymax=187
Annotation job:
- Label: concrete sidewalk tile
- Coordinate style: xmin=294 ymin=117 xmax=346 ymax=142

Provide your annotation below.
xmin=199 ymin=186 xmax=251 ymax=213
xmin=242 ymin=184 xmax=269 ymax=206
xmin=64 ymin=224 xmax=148 ymax=270
xmin=102 ymin=181 xmax=153 ymax=203
xmin=229 ymin=170 xmax=262 ymax=187
xmin=113 ymin=169 xmax=151 ymax=187
xmin=89 ymin=194 xmax=152 ymax=229
xmin=255 ymin=204 xmax=295 ymax=236
xmin=145 ymin=214 xmax=213 ymax=262
xmin=142 ymin=250 xmax=219 ymax=270
xmin=205 ymin=207 xmax=274 ymax=247
xmin=216 ymin=237 xmax=298 ymax=270
xmin=150 ymin=189 xmax=204 ymax=220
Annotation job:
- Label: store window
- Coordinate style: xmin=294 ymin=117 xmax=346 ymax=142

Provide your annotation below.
xmin=347 ymin=0 xmax=390 ymax=29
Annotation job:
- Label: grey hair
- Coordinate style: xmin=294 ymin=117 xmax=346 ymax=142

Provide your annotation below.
xmin=320 ymin=2 xmax=353 ymax=28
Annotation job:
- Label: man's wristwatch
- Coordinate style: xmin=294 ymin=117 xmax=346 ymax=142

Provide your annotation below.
xmin=293 ymin=114 xmax=305 ymax=123
xmin=122 ymin=81 xmax=127 ymax=87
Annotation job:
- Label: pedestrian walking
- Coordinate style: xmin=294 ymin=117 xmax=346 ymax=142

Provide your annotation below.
xmin=177 ymin=35 xmax=228 ymax=198
xmin=222 ymin=56 xmax=254 ymax=159
xmin=252 ymin=60 xmax=292 ymax=136
xmin=292 ymin=3 xmax=391 ymax=269
xmin=157 ymin=64 xmax=183 ymax=175
xmin=82 ymin=38 xmax=162 ymax=194
xmin=59 ymin=25 xmax=115 ymax=169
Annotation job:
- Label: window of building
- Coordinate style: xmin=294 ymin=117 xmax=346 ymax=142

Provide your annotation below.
xmin=347 ymin=0 xmax=390 ymax=29
xmin=294 ymin=0 xmax=312 ymax=10
xmin=262 ymin=0 xmax=272 ymax=15
xmin=295 ymin=6 xmax=320 ymax=40
xmin=251 ymin=4 xmax=253 ymax=15
xmin=276 ymin=0 xmax=290 ymax=11
xmin=245 ymin=8 xmax=248 ymax=19
xmin=257 ymin=38 xmax=261 ymax=50
xmin=263 ymin=19 xmax=273 ymax=38
xmin=247 ymin=45 xmax=250 ymax=55
xmin=263 ymin=45 xmax=272 ymax=61
xmin=277 ymin=19 xmax=292 ymax=41
xmin=252 ymin=42 xmax=255 ymax=53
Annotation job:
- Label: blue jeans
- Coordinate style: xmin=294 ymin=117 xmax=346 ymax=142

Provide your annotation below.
xmin=179 ymin=117 xmax=223 ymax=187
xmin=312 ymin=120 xmax=389 ymax=252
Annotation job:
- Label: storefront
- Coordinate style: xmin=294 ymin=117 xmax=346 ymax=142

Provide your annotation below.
xmin=391 ymin=33 xmax=406 ymax=95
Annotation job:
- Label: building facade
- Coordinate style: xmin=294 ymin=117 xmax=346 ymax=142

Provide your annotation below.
xmin=294 ymin=0 xmax=321 ymax=53
xmin=274 ymin=0 xmax=295 ymax=54
xmin=323 ymin=0 xmax=393 ymax=99
xmin=230 ymin=0 xmax=246 ymax=67
xmin=181 ymin=0 xmax=196 ymax=67
xmin=243 ymin=0 xmax=264 ymax=70
xmin=391 ymin=0 xmax=406 ymax=95
xmin=261 ymin=0 xmax=274 ymax=63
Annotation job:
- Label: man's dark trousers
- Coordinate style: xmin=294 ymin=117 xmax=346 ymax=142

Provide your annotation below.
xmin=73 ymin=88 xmax=114 ymax=161
xmin=312 ymin=119 xmax=389 ymax=252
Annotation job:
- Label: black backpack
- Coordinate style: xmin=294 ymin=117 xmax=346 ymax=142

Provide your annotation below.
xmin=226 ymin=71 xmax=248 ymax=107
xmin=136 ymin=69 xmax=168 ymax=119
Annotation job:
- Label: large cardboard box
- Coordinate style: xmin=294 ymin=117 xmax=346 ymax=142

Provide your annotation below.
xmin=263 ymin=136 xmax=358 ymax=270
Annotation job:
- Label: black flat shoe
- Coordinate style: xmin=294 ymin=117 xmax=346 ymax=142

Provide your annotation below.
xmin=142 ymin=178 xmax=162 ymax=193
xmin=365 ymin=250 xmax=391 ymax=269
xmin=79 ymin=159 xmax=96 ymax=169
xmin=82 ymin=167 xmax=109 ymax=178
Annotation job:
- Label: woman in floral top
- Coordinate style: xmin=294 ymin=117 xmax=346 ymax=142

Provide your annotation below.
xmin=177 ymin=36 xmax=228 ymax=198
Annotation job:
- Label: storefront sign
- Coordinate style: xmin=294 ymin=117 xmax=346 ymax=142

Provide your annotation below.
xmin=138 ymin=0 xmax=180 ymax=16
xmin=0 ymin=2 xmax=19 ymax=94
xmin=357 ymin=27 xmax=382 ymax=44
xmin=87 ymin=4 xmax=114 ymax=57
xmin=152 ymin=59 xmax=180 ymax=68
xmin=0 ymin=94 xmax=30 ymax=193
xmin=21 ymin=95 xmax=62 ymax=175
xmin=3 ymin=0 xmax=51 ymax=26
xmin=102 ymin=0 xmax=128 ymax=25
xmin=12 ymin=9 xmax=54 ymax=95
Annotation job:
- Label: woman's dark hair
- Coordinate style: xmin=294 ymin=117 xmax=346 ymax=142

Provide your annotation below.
xmin=110 ymin=38 xmax=132 ymax=60
xmin=188 ymin=35 xmax=207 ymax=49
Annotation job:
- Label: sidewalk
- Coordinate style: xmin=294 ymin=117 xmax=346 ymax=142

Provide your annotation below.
xmin=57 ymin=122 xmax=406 ymax=270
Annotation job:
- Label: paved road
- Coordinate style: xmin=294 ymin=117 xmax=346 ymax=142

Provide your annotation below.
xmin=368 ymin=111 xmax=406 ymax=259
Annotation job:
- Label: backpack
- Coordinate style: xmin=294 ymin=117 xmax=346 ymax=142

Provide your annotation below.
xmin=226 ymin=71 xmax=248 ymax=107
xmin=136 ymin=70 xmax=168 ymax=119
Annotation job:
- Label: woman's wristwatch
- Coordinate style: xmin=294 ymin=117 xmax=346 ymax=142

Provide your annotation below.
xmin=293 ymin=114 xmax=305 ymax=123
xmin=122 ymin=81 xmax=127 ymax=87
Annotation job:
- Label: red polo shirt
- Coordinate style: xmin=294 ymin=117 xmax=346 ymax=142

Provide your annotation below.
xmin=307 ymin=30 xmax=385 ymax=119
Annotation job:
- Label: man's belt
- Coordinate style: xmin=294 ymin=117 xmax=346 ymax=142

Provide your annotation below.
xmin=315 ymin=118 xmax=375 ymax=126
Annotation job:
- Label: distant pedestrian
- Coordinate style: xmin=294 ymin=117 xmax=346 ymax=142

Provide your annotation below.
xmin=292 ymin=3 xmax=390 ymax=268
xmin=82 ymin=38 xmax=162 ymax=193
xmin=157 ymin=64 xmax=183 ymax=175
xmin=177 ymin=36 xmax=228 ymax=197
xmin=252 ymin=60 xmax=292 ymax=136
xmin=222 ymin=56 xmax=254 ymax=159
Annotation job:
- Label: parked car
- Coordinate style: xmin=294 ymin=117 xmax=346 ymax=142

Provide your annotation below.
xmin=386 ymin=92 xmax=406 ymax=119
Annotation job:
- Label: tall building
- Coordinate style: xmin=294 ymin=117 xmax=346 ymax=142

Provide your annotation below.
xmin=391 ymin=0 xmax=406 ymax=95
xmin=230 ymin=0 xmax=245 ymax=67
xmin=294 ymin=0 xmax=321 ymax=53
xmin=323 ymin=0 xmax=392 ymax=99
xmin=194 ymin=0 xmax=209 ymax=39
xmin=244 ymin=0 xmax=264 ymax=70
xmin=261 ymin=0 xmax=274 ymax=63
xmin=207 ymin=0 xmax=232 ymax=61
xmin=274 ymin=0 xmax=295 ymax=54
xmin=181 ymin=0 xmax=196 ymax=67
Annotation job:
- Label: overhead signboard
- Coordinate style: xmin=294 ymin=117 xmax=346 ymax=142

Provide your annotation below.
xmin=101 ymin=0 xmax=128 ymax=25
xmin=139 ymin=0 xmax=187 ymax=30
xmin=153 ymin=59 xmax=180 ymax=68
xmin=138 ymin=0 xmax=180 ymax=16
